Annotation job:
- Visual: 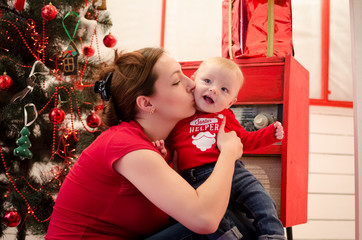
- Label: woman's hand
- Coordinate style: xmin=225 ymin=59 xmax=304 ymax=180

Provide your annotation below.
xmin=217 ymin=118 xmax=243 ymax=160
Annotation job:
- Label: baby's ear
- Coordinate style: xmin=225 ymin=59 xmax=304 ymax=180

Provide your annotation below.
xmin=228 ymin=97 xmax=237 ymax=108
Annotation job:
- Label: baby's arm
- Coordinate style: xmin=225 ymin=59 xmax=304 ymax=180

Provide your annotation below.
xmin=274 ymin=121 xmax=284 ymax=140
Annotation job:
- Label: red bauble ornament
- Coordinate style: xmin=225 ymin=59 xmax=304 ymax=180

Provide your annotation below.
xmin=103 ymin=33 xmax=117 ymax=48
xmin=14 ymin=0 xmax=25 ymax=11
xmin=83 ymin=45 xmax=95 ymax=57
xmin=86 ymin=111 xmax=101 ymax=128
xmin=49 ymin=107 xmax=65 ymax=124
xmin=0 ymin=72 xmax=13 ymax=91
xmin=41 ymin=3 xmax=58 ymax=21
xmin=4 ymin=210 xmax=21 ymax=227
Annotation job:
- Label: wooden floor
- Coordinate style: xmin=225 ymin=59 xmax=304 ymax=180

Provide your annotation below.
xmin=1 ymin=228 xmax=43 ymax=240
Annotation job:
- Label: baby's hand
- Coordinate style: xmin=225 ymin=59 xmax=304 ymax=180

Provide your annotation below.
xmin=153 ymin=139 xmax=168 ymax=159
xmin=274 ymin=122 xmax=284 ymax=140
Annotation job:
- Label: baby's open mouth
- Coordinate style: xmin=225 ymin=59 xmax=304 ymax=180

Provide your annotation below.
xmin=203 ymin=95 xmax=214 ymax=104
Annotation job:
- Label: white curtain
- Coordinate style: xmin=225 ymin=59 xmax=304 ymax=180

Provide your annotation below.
xmin=106 ymin=0 xmax=352 ymax=102
xmin=329 ymin=0 xmax=352 ymax=101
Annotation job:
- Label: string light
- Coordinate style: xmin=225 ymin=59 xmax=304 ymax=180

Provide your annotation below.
xmin=42 ymin=0 xmax=46 ymax=63
xmin=0 ymin=19 xmax=41 ymax=62
xmin=0 ymin=56 xmax=33 ymax=68
xmin=0 ymin=147 xmax=53 ymax=223
xmin=77 ymin=10 xmax=100 ymax=85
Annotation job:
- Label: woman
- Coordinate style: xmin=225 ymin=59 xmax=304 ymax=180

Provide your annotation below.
xmin=45 ymin=48 xmax=243 ymax=239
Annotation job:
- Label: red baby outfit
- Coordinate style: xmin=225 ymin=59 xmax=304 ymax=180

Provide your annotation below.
xmin=168 ymin=109 xmax=278 ymax=172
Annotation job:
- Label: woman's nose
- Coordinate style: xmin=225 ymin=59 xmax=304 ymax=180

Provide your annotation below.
xmin=185 ymin=76 xmax=196 ymax=93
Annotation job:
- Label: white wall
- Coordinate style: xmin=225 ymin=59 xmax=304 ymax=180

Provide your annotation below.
xmin=350 ymin=0 xmax=362 ymax=239
xmin=163 ymin=0 xmax=222 ymax=61
xmin=106 ymin=0 xmax=223 ymax=61
xmin=293 ymin=106 xmax=355 ymax=240
xmin=106 ymin=0 xmax=163 ymax=52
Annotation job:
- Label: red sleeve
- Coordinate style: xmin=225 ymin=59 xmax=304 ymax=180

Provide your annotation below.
xmin=225 ymin=109 xmax=280 ymax=152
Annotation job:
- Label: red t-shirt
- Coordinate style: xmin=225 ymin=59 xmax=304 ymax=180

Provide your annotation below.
xmin=168 ymin=109 xmax=279 ymax=171
xmin=46 ymin=121 xmax=169 ymax=240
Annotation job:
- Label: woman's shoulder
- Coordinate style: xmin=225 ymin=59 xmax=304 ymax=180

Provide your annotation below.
xmin=106 ymin=121 xmax=146 ymax=138
xmin=90 ymin=120 xmax=153 ymax=152
xmin=84 ymin=121 xmax=157 ymax=169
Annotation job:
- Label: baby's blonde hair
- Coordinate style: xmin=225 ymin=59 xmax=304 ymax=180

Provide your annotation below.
xmin=196 ymin=57 xmax=244 ymax=90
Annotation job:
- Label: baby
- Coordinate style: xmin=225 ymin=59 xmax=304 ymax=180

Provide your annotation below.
xmin=161 ymin=57 xmax=285 ymax=239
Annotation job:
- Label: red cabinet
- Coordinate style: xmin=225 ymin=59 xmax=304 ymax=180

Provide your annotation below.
xmin=181 ymin=55 xmax=309 ymax=227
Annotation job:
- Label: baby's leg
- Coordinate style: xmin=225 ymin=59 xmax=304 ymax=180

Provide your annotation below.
xmin=181 ymin=163 xmax=250 ymax=240
xmin=230 ymin=160 xmax=285 ymax=239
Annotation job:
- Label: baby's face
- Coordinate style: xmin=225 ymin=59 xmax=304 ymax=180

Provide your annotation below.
xmin=193 ymin=62 xmax=241 ymax=113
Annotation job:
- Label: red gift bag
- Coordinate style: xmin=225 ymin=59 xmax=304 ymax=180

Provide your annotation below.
xmin=244 ymin=0 xmax=293 ymax=57
xmin=222 ymin=0 xmax=242 ymax=58
xmin=221 ymin=0 xmax=293 ymax=58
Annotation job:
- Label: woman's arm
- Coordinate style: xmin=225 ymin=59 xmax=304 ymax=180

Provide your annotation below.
xmin=113 ymin=119 xmax=243 ymax=234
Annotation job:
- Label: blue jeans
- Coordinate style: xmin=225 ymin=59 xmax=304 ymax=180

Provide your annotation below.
xmin=180 ymin=161 xmax=285 ymax=240
xmin=145 ymin=216 xmax=250 ymax=240
xmin=145 ymin=222 xmax=207 ymax=240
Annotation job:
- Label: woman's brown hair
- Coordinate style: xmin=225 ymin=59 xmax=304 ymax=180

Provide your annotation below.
xmin=97 ymin=47 xmax=164 ymax=126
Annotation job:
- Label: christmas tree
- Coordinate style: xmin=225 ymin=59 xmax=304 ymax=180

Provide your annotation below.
xmin=0 ymin=0 xmax=114 ymax=238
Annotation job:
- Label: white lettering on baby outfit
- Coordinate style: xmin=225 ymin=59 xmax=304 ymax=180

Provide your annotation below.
xmin=190 ymin=115 xmax=224 ymax=151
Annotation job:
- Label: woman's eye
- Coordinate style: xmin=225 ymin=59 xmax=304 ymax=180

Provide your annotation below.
xmin=172 ymin=81 xmax=181 ymax=86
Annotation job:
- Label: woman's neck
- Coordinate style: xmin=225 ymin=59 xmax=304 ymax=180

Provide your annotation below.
xmin=136 ymin=116 xmax=177 ymax=142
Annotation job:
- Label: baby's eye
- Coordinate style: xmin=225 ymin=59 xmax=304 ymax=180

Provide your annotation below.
xmin=204 ymin=79 xmax=211 ymax=84
xmin=221 ymin=87 xmax=228 ymax=93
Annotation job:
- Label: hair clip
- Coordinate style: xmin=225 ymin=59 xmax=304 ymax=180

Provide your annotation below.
xmin=94 ymin=72 xmax=113 ymax=101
